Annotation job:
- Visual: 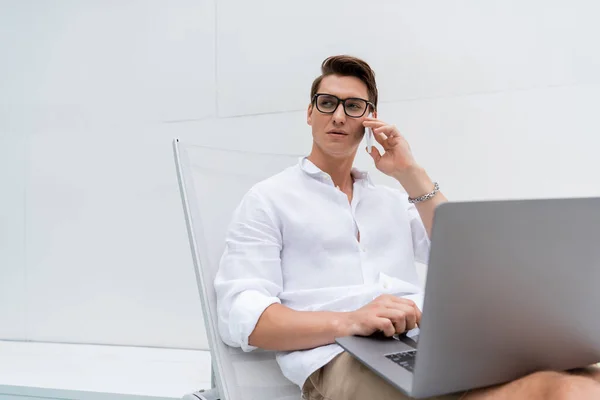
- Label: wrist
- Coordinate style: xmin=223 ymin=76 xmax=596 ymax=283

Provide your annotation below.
xmin=330 ymin=311 xmax=354 ymax=338
xmin=393 ymin=165 xmax=434 ymax=198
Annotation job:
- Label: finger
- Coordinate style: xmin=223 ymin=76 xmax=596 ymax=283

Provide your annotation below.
xmin=372 ymin=129 xmax=402 ymax=150
xmin=415 ymin=307 xmax=422 ymax=326
xmin=373 ymin=125 xmax=400 ymax=138
xmin=372 ymin=130 xmax=388 ymax=146
xmin=389 ymin=298 xmax=422 ymax=326
xmin=378 ymin=308 xmax=415 ymax=334
xmin=387 ymin=135 xmax=401 ymax=148
xmin=367 ymin=146 xmax=381 ymax=163
xmin=385 ymin=303 xmax=418 ymax=318
xmin=395 ymin=309 xmax=416 ymax=332
xmin=363 ymin=120 xmax=387 ymax=129
xmin=376 ymin=318 xmax=396 ymax=337
xmin=378 ymin=305 xmax=416 ymax=323
xmin=393 ymin=318 xmax=407 ymax=334
xmin=404 ymin=312 xmax=417 ymax=331
xmin=388 ymin=297 xmax=417 ymax=308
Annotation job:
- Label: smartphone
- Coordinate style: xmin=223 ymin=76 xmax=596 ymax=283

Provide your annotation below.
xmin=366 ymin=112 xmax=374 ymax=152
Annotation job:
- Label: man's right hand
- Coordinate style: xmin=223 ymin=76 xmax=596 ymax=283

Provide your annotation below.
xmin=248 ymin=295 xmax=422 ymax=351
xmin=344 ymin=295 xmax=422 ymax=337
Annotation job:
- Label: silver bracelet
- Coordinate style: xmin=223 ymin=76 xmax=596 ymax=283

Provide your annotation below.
xmin=408 ymin=182 xmax=440 ymax=204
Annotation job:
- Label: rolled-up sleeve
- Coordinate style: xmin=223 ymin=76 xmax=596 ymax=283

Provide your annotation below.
xmin=214 ymin=188 xmax=283 ymax=352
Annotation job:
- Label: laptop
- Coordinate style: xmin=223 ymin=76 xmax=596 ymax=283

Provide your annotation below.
xmin=336 ymin=197 xmax=600 ymax=398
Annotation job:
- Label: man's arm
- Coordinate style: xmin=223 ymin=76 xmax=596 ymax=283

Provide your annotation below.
xmin=363 ymin=118 xmax=448 ymax=238
xmin=393 ymin=165 xmax=448 ymax=238
xmin=216 ymin=189 xmax=348 ymax=352
xmin=249 ymin=295 xmax=423 ymax=352
xmin=248 ymin=304 xmax=346 ymax=351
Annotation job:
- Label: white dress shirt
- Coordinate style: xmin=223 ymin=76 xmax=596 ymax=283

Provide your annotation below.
xmin=214 ymin=158 xmax=431 ymax=390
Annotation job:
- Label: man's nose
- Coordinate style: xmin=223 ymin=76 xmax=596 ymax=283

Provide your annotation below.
xmin=332 ymin=102 xmax=346 ymax=124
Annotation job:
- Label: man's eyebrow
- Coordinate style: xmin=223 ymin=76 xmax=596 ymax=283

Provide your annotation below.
xmin=319 ymin=92 xmax=368 ymax=100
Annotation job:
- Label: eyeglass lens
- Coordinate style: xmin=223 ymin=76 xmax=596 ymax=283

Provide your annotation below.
xmin=315 ymin=94 xmax=368 ymax=117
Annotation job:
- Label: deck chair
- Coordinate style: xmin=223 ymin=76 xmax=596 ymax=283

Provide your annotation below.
xmin=173 ymin=139 xmax=304 ymax=400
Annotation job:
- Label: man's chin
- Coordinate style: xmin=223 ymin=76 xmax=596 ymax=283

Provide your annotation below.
xmin=323 ymin=145 xmax=358 ymax=160
xmin=311 ymin=139 xmax=359 ymax=159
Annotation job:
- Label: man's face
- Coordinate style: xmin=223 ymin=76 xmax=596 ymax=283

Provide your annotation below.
xmin=307 ymin=74 xmax=375 ymax=159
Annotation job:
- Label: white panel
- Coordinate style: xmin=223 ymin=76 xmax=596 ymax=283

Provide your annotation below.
xmin=352 ymin=83 xmax=600 ymax=201
xmin=25 ymin=127 xmax=206 ymax=348
xmin=167 ymin=110 xmax=313 ymax=154
xmin=0 ymin=0 xmax=215 ymax=133
xmin=0 ymin=133 xmax=27 ymax=339
xmin=0 ymin=341 xmax=210 ymax=398
xmin=217 ymin=0 xmax=600 ymax=117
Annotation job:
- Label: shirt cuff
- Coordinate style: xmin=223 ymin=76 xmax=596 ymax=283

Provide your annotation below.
xmin=228 ymin=290 xmax=281 ymax=352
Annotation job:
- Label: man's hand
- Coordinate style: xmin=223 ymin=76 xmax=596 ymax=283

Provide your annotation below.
xmin=363 ymin=117 xmax=418 ymax=178
xmin=363 ymin=117 xmax=448 ymax=238
xmin=344 ymin=295 xmax=422 ymax=337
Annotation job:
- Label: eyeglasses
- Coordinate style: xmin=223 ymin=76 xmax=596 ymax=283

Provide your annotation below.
xmin=312 ymin=93 xmax=374 ymax=118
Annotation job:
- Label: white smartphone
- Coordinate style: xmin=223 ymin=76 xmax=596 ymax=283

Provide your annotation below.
xmin=366 ymin=112 xmax=374 ymax=152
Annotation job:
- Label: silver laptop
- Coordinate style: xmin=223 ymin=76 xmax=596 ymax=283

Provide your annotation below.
xmin=336 ymin=197 xmax=600 ymax=398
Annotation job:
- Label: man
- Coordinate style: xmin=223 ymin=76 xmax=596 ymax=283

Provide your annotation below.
xmin=214 ymin=55 xmax=600 ymax=399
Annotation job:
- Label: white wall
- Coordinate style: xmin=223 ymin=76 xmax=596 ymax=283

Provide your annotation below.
xmin=0 ymin=0 xmax=214 ymax=348
xmin=1 ymin=0 xmax=599 ymax=349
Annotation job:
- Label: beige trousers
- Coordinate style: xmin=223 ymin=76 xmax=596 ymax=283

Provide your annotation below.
xmin=302 ymin=352 xmax=467 ymax=400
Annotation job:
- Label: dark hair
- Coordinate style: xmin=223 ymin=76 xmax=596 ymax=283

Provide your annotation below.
xmin=310 ymin=55 xmax=378 ymax=110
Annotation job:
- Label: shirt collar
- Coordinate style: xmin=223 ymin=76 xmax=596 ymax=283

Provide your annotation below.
xmin=299 ymin=157 xmax=374 ymax=187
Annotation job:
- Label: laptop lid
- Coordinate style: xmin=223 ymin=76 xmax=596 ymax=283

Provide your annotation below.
xmin=412 ymin=197 xmax=600 ymax=398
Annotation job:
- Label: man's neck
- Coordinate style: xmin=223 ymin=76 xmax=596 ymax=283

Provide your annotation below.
xmin=307 ymin=147 xmax=356 ymax=192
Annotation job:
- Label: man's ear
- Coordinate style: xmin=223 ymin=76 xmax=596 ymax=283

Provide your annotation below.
xmin=307 ymin=104 xmax=313 ymax=126
xmin=373 ymin=110 xmax=378 ymax=119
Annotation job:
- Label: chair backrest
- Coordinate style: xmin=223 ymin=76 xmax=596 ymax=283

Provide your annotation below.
xmin=173 ymin=140 xmax=303 ymax=400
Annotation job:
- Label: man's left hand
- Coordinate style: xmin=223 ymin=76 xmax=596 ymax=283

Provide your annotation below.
xmin=363 ymin=117 xmax=448 ymax=239
xmin=363 ymin=117 xmax=418 ymax=179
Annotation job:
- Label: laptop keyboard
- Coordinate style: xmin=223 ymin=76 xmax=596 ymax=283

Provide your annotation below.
xmin=385 ymin=350 xmax=417 ymax=372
